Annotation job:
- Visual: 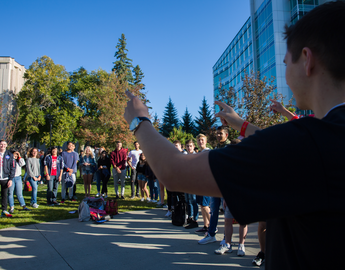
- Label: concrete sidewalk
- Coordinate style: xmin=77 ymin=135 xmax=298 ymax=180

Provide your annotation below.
xmin=0 ymin=208 xmax=260 ymax=270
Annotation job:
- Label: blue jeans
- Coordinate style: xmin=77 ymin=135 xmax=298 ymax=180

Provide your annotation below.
xmin=148 ymin=179 xmax=158 ymax=200
xmin=208 ymin=197 xmax=222 ymax=236
xmin=8 ymin=176 xmax=26 ymax=207
xmin=94 ymin=171 xmax=101 ymax=192
xmin=185 ymin=193 xmax=199 ymax=221
xmin=28 ymin=177 xmax=39 ymax=204
xmin=47 ymin=175 xmax=59 ymax=203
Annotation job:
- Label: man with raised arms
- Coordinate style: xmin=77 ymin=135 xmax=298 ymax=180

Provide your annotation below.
xmin=123 ymin=2 xmax=345 ymax=269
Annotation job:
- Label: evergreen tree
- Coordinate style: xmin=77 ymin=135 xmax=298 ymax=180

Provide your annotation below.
xmin=133 ymin=65 xmax=144 ymax=85
xmin=112 ymin=33 xmax=133 ymax=83
xmin=160 ymin=98 xmax=179 ymax=137
xmin=181 ymin=108 xmax=196 ymax=135
xmin=195 ymin=97 xmax=216 ymax=135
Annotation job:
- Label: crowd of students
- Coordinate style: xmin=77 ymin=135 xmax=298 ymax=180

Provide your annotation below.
xmin=1 ymin=2 xmax=344 ymax=269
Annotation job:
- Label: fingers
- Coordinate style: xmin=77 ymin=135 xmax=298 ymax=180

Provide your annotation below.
xmin=125 ymin=90 xmax=135 ymax=99
xmin=214 ymin=100 xmax=229 ymax=110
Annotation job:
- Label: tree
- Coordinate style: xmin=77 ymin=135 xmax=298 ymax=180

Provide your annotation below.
xmin=160 ymin=98 xmax=179 ymax=137
xmin=112 ymin=33 xmax=133 ymax=83
xmin=181 ymin=108 xmax=196 ymax=136
xmin=152 ymin=113 xmax=160 ymax=132
xmin=168 ymin=126 xmax=195 ymax=146
xmin=133 ymin=65 xmax=144 ymax=85
xmin=195 ymin=97 xmax=216 ymax=135
xmin=216 ymin=71 xmax=292 ymax=140
xmin=15 ymin=56 xmax=82 ymax=146
xmin=74 ymin=72 xmax=144 ymax=150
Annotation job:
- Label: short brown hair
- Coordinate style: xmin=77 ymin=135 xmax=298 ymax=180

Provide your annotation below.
xmin=284 ymin=1 xmax=345 ymax=81
xmin=217 ymin=126 xmax=229 ymax=135
xmin=185 ymin=139 xmax=194 ymax=146
xmin=173 ymin=140 xmax=181 ymax=145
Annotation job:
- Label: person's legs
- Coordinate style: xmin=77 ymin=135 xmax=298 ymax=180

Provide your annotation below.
xmin=143 ymin=180 xmax=149 ymax=198
xmin=87 ymin=174 xmax=93 ymax=197
xmin=155 ymin=179 xmax=160 ymax=201
xmin=258 ymin=221 xmax=266 ymax=252
xmin=14 ymin=176 xmax=26 ymax=207
xmin=46 ymin=175 xmax=55 ymax=204
xmin=83 ymin=174 xmax=88 ymax=197
xmin=96 ymin=171 xmax=101 ymax=193
xmin=61 ymin=174 xmax=66 ymax=201
xmin=120 ymin=169 xmax=126 ymax=197
xmin=191 ymin=194 xmax=199 ymax=221
xmin=148 ymin=179 xmax=154 ymax=199
xmin=28 ymin=177 xmax=38 ymax=205
xmin=208 ymin=197 xmax=221 ymax=237
xmin=239 ymin=224 xmax=248 ymax=244
xmin=159 ymin=181 xmax=165 ymax=205
xmin=130 ymin=169 xmax=137 ymax=198
xmin=113 ymin=168 xmax=120 ymax=197
xmin=68 ymin=174 xmax=76 ymax=199
xmin=101 ymin=175 xmax=110 ymax=195
xmin=197 ymin=195 xmax=210 ymax=228
xmin=52 ymin=176 xmax=59 ymax=202
xmin=1 ymin=180 xmax=9 ymax=211
xmin=8 ymin=177 xmax=16 ymax=208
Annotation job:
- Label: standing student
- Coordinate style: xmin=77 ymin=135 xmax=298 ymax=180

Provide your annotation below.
xmin=127 ymin=141 xmax=142 ymax=199
xmin=111 ymin=141 xmax=128 ymax=199
xmin=8 ymin=150 xmax=30 ymax=213
xmin=0 ymin=140 xmax=15 ymax=217
xmin=97 ymin=150 xmax=111 ymax=198
xmin=61 ymin=142 xmax=79 ymax=203
xmin=81 ymin=146 xmax=96 ymax=198
xmin=194 ymin=134 xmax=211 ymax=233
xmin=44 ymin=146 xmax=64 ymax=206
xmin=136 ymin=153 xmax=150 ymax=202
xmin=26 ymin=148 xmax=41 ymax=208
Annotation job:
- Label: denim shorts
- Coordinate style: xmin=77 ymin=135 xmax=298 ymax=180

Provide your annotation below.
xmin=82 ymin=168 xmax=93 ymax=175
xmin=196 ymin=195 xmax=210 ymax=207
xmin=137 ymin=174 xmax=148 ymax=181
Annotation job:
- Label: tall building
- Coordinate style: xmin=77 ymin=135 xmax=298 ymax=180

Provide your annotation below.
xmin=213 ymin=0 xmax=329 ymax=117
xmin=0 ymin=57 xmax=26 ymax=138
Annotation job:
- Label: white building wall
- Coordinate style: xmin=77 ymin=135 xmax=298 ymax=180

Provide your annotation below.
xmin=0 ymin=57 xmax=26 ymax=138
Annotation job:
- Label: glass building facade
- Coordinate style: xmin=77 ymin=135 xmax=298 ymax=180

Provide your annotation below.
xmin=213 ymin=0 xmax=330 ymax=117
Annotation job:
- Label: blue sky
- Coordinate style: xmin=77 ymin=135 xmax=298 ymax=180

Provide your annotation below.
xmin=1 ymin=0 xmax=250 ymax=122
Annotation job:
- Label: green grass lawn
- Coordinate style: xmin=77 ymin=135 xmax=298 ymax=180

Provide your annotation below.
xmin=0 ymin=173 xmax=164 ymax=230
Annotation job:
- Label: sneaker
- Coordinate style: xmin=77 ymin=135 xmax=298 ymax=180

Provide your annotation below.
xmin=31 ymin=203 xmax=39 ymax=208
xmin=252 ymin=251 xmax=265 ymax=266
xmin=146 ymin=198 xmax=151 ymax=202
xmin=105 ymin=195 xmax=108 ymax=199
xmin=130 ymin=196 xmax=135 ymax=199
xmin=156 ymin=203 xmax=164 ymax=208
xmin=185 ymin=220 xmax=198 ymax=229
xmin=215 ymin=244 xmax=232 ymax=254
xmin=151 ymin=200 xmax=157 ymax=203
xmin=47 ymin=203 xmax=54 ymax=206
xmin=1 ymin=211 xmax=12 ymax=218
xmin=9 ymin=207 xmax=14 ymax=214
xmin=96 ymin=193 xmax=100 ymax=197
xmin=140 ymin=198 xmax=145 ymax=202
xmin=115 ymin=195 xmax=119 ymax=199
xmin=237 ymin=244 xmax=245 ymax=256
xmin=52 ymin=201 xmax=60 ymax=206
xmin=220 ymin=235 xmax=225 ymax=246
xmin=163 ymin=204 xmax=168 ymax=208
xmin=60 ymin=200 xmax=65 ymax=204
xmin=195 ymin=226 xmax=208 ymax=233
xmin=22 ymin=207 xmax=31 ymax=211
xmin=198 ymin=233 xmax=217 ymax=245
xmin=120 ymin=196 xmax=124 ymax=199
xmin=165 ymin=210 xmax=172 ymax=217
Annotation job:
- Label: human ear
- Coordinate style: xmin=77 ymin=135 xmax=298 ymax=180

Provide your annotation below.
xmin=302 ymin=47 xmax=315 ymax=77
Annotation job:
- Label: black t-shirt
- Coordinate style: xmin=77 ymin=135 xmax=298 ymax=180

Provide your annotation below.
xmin=209 ymin=106 xmax=345 ymax=270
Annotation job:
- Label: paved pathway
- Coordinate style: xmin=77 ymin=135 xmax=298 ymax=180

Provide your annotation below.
xmin=0 ymin=208 xmax=260 ymax=270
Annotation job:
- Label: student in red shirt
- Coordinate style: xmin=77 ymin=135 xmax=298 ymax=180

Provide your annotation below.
xmin=44 ymin=146 xmax=64 ymax=206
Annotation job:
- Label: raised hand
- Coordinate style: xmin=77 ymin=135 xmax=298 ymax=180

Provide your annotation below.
xmin=124 ymin=91 xmax=150 ymax=124
xmin=214 ymin=101 xmax=244 ymax=131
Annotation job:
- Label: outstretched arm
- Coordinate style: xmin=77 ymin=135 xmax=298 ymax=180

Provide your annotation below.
xmin=269 ymin=99 xmax=296 ymax=121
xmin=124 ymin=91 xmax=221 ymax=197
